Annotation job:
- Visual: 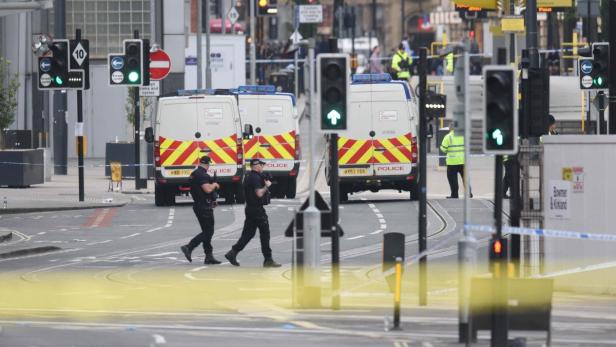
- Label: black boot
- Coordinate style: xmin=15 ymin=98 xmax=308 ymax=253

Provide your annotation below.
xmin=225 ymin=249 xmax=240 ymax=266
xmin=180 ymin=245 xmax=192 ymax=263
xmin=263 ymin=258 xmax=281 ymax=268
xmin=204 ymin=253 xmax=221 ymax=265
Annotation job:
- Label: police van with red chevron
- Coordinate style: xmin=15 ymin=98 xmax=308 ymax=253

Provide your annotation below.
xmin=234 ymin=85 xmax=300 ymax=199
xmin=145 ymin=89 xmax=248 ymax=206
xmin=327 ymin=73 xmax=419 ymax=201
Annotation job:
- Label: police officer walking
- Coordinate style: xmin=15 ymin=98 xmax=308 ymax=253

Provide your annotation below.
xmin=391 ymin=43 xmax=412 ymax=81
xmin=225 ymin=158 xmax=281 ymax=268
xmin=440 ymin=129 xmax=472 ymax=199
xmin=180 ymin=156 xmax=222 ymax=264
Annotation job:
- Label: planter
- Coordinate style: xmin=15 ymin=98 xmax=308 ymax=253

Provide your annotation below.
xmin=0 ymin=149 xmax=44 ymax=187
xmin=104 ymin=142 xmax=154 ymax=178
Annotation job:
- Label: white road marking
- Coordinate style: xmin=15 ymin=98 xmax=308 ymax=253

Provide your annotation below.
xmin=368 ymin=203 xmax=376 ymax=208
xmin=37 ymin=232 xmax=46 ymax=235
xmin=147 ymin=252 xmax=178 ymax=257
xmin=165 ymin=208 xmax=175 ymax=228
xmin=90 ymin=208 xmax=111 ymax=228
xmin=152 ymin=334 xmax=167 ymax=344
xmin=146 ymin=227 xmax=164 ymax=233
xmin=370 ymin=230 xmax=383 ymax=235
xmin=321 ymin=241 xmax=332 ymax=246
xmin=347 ymin=235 xmax=365 ymax=240
xmin=288 ymin=207 xmax=294 ymax=211
xmin=120 ymin=233 xmax=141 ymax=239
xmin=190 ymin=266 xmax=208 ymax=272
xmin=375 ymin=213 xmax=383 ymax=218
xmin=378 ymin=218 xmax=386 ymax=224
xmin=380 ymin=224 xmax=387 ymax=229
xmin=119 ymin=224 xmax=150 ymax=227
xmin=86 ymin=240 xmax=112 ymax=246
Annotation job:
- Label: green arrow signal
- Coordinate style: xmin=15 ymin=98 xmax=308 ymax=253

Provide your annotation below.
xmin=327 ymin=109 xmax=341 ymax=125
xmin=128 ymin=71 xmax=140 ymax=83
xmin=491 ymin=129 xmax=504 ymax=146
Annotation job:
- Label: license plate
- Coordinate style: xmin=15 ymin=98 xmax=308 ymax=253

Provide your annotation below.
xmin=341 ymin=168 xmax=368 ymax=175
xmin=167 ymin=169 xmax=192 ymax=176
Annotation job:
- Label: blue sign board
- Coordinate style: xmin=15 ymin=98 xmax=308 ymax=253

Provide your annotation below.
xmin=581 ymin=60 xmax=593 ymax=75
xmin=39 ymin=58 xmax=52 ymax=72
xmin=111 ymin=56 xmax=125 ymax=70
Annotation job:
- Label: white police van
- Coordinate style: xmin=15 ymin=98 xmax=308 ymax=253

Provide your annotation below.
xmin=327 ymin=74 xmax=419 ymax=201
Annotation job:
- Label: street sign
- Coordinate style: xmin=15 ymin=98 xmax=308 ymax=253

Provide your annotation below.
xmin=72 ymin=42 xmax=87 ymax=67
xmin=299 ymin=5 xmax=323 ymax=23
xmin=139 ymin=80 xmax=160 ymax=97
xmin=581 ymin=75 xmax=593 ymax=88
xmin=149 ymin=49 xmax=171 ymax=81
xmin=580 ymin=59 xmax=593 ymax=74
xmin=579 ymin=58 xmax=596 ymax=90
xmin=227 ymin=6 xmax=239 ymax=25
xmin=290 ymin=30 xmax=303 ymax=44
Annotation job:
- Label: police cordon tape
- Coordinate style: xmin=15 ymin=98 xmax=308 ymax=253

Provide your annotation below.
xmin=465 ymin=224 xmax=616 ymax=242
xmin=0 ymin=159 xmax=327 ymax=168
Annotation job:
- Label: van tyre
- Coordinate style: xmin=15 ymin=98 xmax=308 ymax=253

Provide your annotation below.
xmin=409 ymin=181 xmax=419 ymax=201
xmin=155 ymin=184 xmax=175 ymax=206
xmin=285 ymin=178 xmax=297 ymax=199
xmin=340 ymin=187 xmax=349 ymax=203
xmin=234 ymin=184 xmax=245 ymax=204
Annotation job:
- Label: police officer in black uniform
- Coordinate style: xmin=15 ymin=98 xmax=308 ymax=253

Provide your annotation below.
xmin=225 ymin=158 xmax=281 ymax=267
xmin=180 ymin=156 xmax=222 ymax=264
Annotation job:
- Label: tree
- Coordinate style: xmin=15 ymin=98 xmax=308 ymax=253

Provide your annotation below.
xmin=124 ymin=87 xmax=154 ymax=141
xmin=0 ymin=57 xmax=20 ymax=148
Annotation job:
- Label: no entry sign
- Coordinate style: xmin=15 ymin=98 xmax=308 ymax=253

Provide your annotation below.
xmin=149 ymin=49 xmax=171 ymax=81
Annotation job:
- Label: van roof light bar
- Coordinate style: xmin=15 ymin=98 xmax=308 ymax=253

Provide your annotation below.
xmin=177 ymin=89 xmax=215 ymax=96
xmin=351 ymin=73 xmax=392 ymax=84
xmin=237 ymin=85 xmax=276 ymax=93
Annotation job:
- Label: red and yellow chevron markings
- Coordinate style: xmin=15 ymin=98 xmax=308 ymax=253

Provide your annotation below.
xmin=159 ymin=134 xmax=238 ymax=166
xmin=338 ymin=133 xmax=414 ymax=165
xmin=243 ymin=130 xmax=296 ymax=160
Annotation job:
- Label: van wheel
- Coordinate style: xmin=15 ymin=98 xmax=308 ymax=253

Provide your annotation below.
xmin=409 ymin=181 xmax=419 ymax=201
xmin=234 ymin=184 xmax=245 ymax=204
xmin=155 ymin=184 xmax=166 ymax=206
xmin=340 ymin=188 xmax=349 ymax=203
xmin=285 ymin=178 xmax=297 ymax=199
xmin=224 ymin=189 xmax=235 ymax=205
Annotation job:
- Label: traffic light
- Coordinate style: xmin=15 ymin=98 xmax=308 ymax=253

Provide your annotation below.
xmin=108 ymin=39 xmax=150 ymax=86
xmin=424 ymin=91 xmax=447 ymax=119
xmin=483 ymin=66 xmax=517 ymax=155
xmin=257 ymin=0 xmax=277 ymax=16
xmin=38 ymin=40 xmax=69 ymax=89
xmin=591 ymin=42 xmax=608 ymax=89
xmin=489 ymin=236 xmax=508 ymax=271
xmin=526 ymin=68 xmax=550 ymax=137
xmin=317 ymin=54 xmax=349 ymax=132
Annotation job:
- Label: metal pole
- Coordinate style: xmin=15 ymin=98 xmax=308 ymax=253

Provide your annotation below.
xmin=197 ymin=0 xmax=203 ymax=89
xmin=418 ymin=47 xmax=428 ymax=307
xmin=205 ymin=0 xmax=212 ymax=88
xmin=294 ymin=6 xmax=299 ymax=97
xmin=250 ymin=0 xmax=256 ymax=85
xmin=53 ymin=0 xmax=67 ymax=175
xmin=526 ymin=0 xmax=539 ymax=68
xmin=76 ymin=29 xmax=84 ymax=202
xmin=609 ymin=0 xmax=616 ymax=134
xmin=331 ymin=133 xmax=340 ymax=310
xmin=491 ymin=155 xmax=508 ymax=346
xmin=400 ymin=0 xmax=405 ymax=43
xmin=303 ymin=40 xmax=321 ymax=307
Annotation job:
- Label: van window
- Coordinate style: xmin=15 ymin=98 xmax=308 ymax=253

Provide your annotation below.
xmin=258 ymin=97 xmax=294 ymax=134
xmin=158 ymin=101 xmax=196 ymax=140
xmin=196 ymin=100 xmax=237 ymax=139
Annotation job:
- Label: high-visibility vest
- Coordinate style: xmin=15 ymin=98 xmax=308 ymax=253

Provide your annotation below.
xmin=391 ymin=51 xmax=412 ymax=79
xmin=440 ymin=131 xmax=465 ymax=165
xmin=445 ymin=53 xmax=454 ymax=74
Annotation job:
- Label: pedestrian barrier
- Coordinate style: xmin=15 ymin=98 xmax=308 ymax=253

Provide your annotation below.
xmin=108 ymin=161 xmax=122 ymax=192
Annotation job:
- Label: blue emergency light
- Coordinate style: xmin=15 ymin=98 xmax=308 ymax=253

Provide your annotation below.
xmin=351 ymin=73 xmax=392 ymax=84
xmin=237 ymin=85 xmax=276 ymax=93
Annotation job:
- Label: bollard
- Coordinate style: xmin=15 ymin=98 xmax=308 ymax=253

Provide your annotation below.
xmin=392 ymin=257 xmax=403 ymax=331
xmin=3 ymin=196 xmax=6 ymax=209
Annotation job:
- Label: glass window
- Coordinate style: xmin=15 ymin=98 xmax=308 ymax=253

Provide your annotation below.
xmin=108 ymin=12 xmax=119 ymax=23
xmin=109 ymin=1 xmax=119 ymax=11
xmin=132 ymin=13 xmax=143 ymax=23
xmin=120 ymin=13 xmax=131 ymax=23
xmin=120 ymin=1 xmax=131 ymax=11
xmin=85 ymin=2 xmax=95 ymax=11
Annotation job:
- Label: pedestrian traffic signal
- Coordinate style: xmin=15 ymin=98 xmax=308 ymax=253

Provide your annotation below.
xmin=592 ymin=42 xmax=608 ymax=89
xmin=424 ymin=91 xmax=447 ymax=119
xmin=483 ymin=66 xmax=517 ymax=155
xmin=108 ymin=39 xmax=150 ymax=86
xmin=317 ymin=54 xmax=349 ymax=132
xmin=257 ymin=0 xmax=277 ymax=16
xmin=37 ymin=39 xmax=87 ymax=90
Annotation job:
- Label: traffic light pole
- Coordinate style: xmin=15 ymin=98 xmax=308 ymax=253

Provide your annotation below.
xmin=53 ymin=0 xmax=68 ymax=175
xmin=491 ymin=155 xmax=508 ymax=346
xmin=330 ymin=133 xmax=341 ymax=310
xmin=76 ymin=29 xmax=85 ymax=202
xmin=418 ymin=48 xmax=428 ymax=307
xmin=609 ymin=0 xmax=616 ymax=134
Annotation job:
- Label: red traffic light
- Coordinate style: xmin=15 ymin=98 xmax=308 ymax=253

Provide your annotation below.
xmin=493 ymin=239 xmax=502 ymax=254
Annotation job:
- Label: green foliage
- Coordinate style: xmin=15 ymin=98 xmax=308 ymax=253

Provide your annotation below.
xmin=125 ymin=87 xmax=153 ymax=125
xmin=0 ymin=57 xmax=20 ymax=131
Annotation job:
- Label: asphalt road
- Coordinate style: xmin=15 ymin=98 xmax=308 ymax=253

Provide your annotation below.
xmin=1 ymin=120 xmax=615 ymax=346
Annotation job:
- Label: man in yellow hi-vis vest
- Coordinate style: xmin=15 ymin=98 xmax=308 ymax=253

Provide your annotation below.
xmin=440 ymin=129 xmax=472 ymax=198
xmin=391 ymin=43 xmax=412 ymax=81
xmin=445 ymin=52 xmax=454 ymax=74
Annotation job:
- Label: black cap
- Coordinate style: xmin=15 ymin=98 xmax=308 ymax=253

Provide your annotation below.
xmin=199 ymin=156 xmax=212 ymax=164
xmin=548 ymin=114 xmax=556 ymax=125
xmin=249 ymin=158 xmax=266 ymax=166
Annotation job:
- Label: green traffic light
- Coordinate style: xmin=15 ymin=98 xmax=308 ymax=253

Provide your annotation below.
xmin=491 ymin=129 xmax=504 ymax=146
xmin=54 ymin=76 xmax=64 ymax=85
xmin=128 ymin=71 xmax=140 ymax=83
xmin=327 ymin=109 xmax=342 ymax=125
xmin=595 ymin=77 xmax=604 ymax=86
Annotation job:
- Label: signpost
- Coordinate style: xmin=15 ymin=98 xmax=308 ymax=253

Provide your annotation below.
xmin=299 ymin=5 xmax=323 ymax=23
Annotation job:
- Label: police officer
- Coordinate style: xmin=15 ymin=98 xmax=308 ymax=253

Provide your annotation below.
xmin=391 ymin=43 xmax=412 ymax=81
xmin=440 ymin=129 xmax=472 ymax=199
xmin=180 ymin=156 xmax=221 ymax=264
xmin=225 ymin=158 xmax=281 ymax=268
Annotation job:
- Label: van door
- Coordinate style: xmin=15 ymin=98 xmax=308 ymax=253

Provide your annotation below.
xmin=338 ymin=86 xmax=374 ymax=178
xmin=370 ymin=91 xmax=414 ymax=177
xmin=157 ymin=98 xmax=198 ymax=178
xmin=257 ymin=95 xmax=296 ymax=173
xmin=196 ymin=97 xmax=240 ymax=178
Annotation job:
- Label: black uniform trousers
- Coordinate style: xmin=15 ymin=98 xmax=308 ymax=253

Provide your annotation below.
xmin=232 ymin=206 xmax=272 ymax=259
xmin=188 ymin=204 xmax=215 ymax=254
xmin=446 ymin=164 xmax=468 ymax=198
xmin=503 ymin=159 xmax=513 ymax=196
